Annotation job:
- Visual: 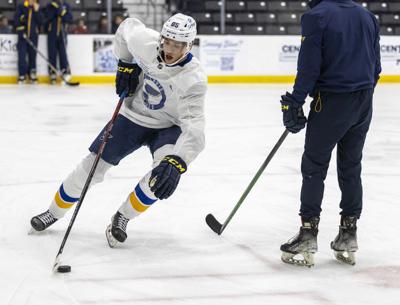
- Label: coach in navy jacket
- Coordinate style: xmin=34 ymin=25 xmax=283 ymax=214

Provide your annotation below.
xmin=15 ymin=0 xmax=43 ymax=82
xmin=279 ymin=0 xmax=381 ymax=261
xmin=44 ymin=0 xmax=73 ymax=82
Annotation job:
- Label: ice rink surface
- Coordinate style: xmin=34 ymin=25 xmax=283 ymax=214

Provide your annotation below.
xmin=0 ymin=83 xmax=399 ymax=305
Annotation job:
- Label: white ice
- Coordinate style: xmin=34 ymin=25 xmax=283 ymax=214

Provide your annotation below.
xmin=0 ymin=84 xmax=399 ymax=305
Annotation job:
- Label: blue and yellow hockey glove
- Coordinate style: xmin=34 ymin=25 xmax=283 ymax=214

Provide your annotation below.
xmin=115 ymin=60 xmax=142 ymax=97
xmin=149 ymin=155 xmax=187 ymax=200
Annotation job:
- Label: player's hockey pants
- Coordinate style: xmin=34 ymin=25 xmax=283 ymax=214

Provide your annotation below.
xmin=48 ymin=115 xmax=182 ymax=219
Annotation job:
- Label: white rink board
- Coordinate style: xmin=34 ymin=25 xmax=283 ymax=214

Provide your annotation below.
xmin=1 ymin=34 xmax=399 ymax=77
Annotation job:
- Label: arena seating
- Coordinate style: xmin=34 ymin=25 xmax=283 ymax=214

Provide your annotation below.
xmin=0 ymin=0 xmax=128 ymax=33
xmin=1 ymin=0 xmax=400 ymax=35
xmin=180 ymin=0 xmax=400 ymax=35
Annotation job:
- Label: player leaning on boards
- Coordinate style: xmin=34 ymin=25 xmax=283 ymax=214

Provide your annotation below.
xmin=279 ymin=0 xmax=381 ymax=267
xmin=30 ymin=13 xmax=207 ymax=247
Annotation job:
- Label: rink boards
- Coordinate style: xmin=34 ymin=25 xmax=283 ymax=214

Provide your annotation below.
xmin=0 ymin=34 xmax=399 ymax=83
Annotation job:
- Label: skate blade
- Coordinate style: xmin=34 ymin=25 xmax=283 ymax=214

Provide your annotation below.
xmin=105 ymin=224 xmax=118 ymax=248
xmin=333 ymin=251 xmax=356 ymax=265
xmin=281 ymin=251 xmax=314 ymax=267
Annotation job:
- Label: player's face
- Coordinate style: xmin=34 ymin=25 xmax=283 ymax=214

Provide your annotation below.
xmin=162 ymin=37 xmax=188 ymax=64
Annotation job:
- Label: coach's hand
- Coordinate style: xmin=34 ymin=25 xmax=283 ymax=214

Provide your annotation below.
xmin=280 ymin=92 xmax=307 ymax=133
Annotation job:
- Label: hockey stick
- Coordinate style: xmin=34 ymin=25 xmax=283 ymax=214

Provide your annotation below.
xmin=23 ymin=35 xmax=80 ymax=86
xmin=206 ymin=129 xmax=290 ymax=235
xmin=60 ymin=25 xmax=74 ymax=83
xmin=53 ymin=89 xmax=128 ymax=273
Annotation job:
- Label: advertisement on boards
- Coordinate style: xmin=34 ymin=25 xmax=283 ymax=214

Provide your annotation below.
xmin=93 ymin=37 xmax=118 ymax=73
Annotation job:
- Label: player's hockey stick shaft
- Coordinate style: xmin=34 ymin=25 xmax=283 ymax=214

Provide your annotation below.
xmin=23 ymin=35 xmax=79 ymax=86
xmin=206 ymin=129 xmax=289 ymax=235
xmin=53 ymin=90 xmax=127 ymax=269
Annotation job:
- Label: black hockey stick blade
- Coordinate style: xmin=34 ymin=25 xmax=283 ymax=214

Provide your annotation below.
xmin=64 ymin=79 xmax=80 ymax=87
xmin=61 ymin=74 xmax=80 ymax=86
xmin=205 ymin=214 xmax=223 ymax=235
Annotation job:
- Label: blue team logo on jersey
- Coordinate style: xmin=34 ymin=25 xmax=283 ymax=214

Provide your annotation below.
xmin=142 ymin=74 xmax=166 ymax=110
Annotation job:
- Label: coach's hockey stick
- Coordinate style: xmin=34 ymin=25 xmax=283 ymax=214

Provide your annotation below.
xmin=53 ymin=90 xmax=128 ymax=273
xmin=24 ymin=35 xmax=80 ymax=86
xmin=206 ymin=129 xmax=290 ymax=235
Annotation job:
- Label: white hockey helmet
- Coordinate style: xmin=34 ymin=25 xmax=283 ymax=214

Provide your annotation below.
xmin=158 ymin=13 xmax=197 ymax=66
xmin=161 ymin=13 xmax=197 ymax=44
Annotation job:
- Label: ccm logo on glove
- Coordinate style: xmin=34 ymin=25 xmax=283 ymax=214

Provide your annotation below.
xmin=149 ymin=155 xmax=187 ymax=200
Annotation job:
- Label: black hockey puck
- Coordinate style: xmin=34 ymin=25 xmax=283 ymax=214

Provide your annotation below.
xmin=57 ymin=265 xmax=71 ymax=273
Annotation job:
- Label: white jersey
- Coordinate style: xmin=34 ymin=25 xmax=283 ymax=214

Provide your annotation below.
xmin=114 ymin=18 xmax=207 ymax=164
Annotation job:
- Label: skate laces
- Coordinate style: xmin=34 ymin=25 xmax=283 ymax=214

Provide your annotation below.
xmin=38 ymin=211 xmax=57 ymax=226
xmin=115 ymin=213 xmax=129 ymax=231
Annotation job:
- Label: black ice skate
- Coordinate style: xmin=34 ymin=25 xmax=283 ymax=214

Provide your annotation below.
xmin=30 ymin=210 xmax=58 ymax=232
xmin=331 ymin=216 xmax=358 ymax=265
xmin=61 ymin=69 xmax=71 ymax=85
xmin=29 ymin=69 xmax=38 ymax=84
xmin=105 ymin=211 xmax=130 ymax=248
xmin=18 ymin=75 xmax=26 ymax=84
xmin=49 ymin=72 xmax=57 ymax=85
xmin=280 ymin=217 xmax=320 ymax=267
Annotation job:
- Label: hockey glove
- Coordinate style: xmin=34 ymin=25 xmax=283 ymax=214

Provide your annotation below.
xmin=116 ymin=60 xmax=142 ymax=97
xmin=58 ymin=6 xmax=68 ymax=17
xmin=149 ymin=155 xmax=187 ymax=200
xmin=280 ymin=92 xmax=307 ymax=133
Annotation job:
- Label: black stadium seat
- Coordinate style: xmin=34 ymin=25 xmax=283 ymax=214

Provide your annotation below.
xmin=0 ymin=0 xmax=15 ymax=10
xmin=287 ymin=1 xmax=308 ymax=12
xmin=256 ymin=13 xmax=278 ymax=24
xmin=112 ymin=0 xmax=124 ymax=10
xmin=191 ymin=13 xmax=213 ymax=23
xmin=266 ymin=25 xmax=286 ymax=35
xmin=235 ymin=13 xmax=257 ymax=24
xmin=87 ymin=11 xmax=107 ymax=23
xmin=226 ymin=1 xmax=246 ymax=12
xmin=380 ymin=26 xmax=395 ymax=35
xmin=247 ymin=1 xmax=269 ymax=12
xmin=277 ymin=13 xmax=300 ymax=24
xmin=225 ymin=25 xmax=243 ymax=34
xmin=269 ymin=1 xmax=289 ymax=11
xmin=369 ymin=2 xmax=390 ymax=13
xmin=69 ymin=0 xmax=83 ymax=10
xmin=205 ymin=1 xmax=221 ymax=11
xmin=199 ymin=24 xmax=220 ymax=34
xmin=287 ymin=25 xmax=301 ymax=35
xmin=381 ymin=14 xmax=400 ymax=25
xmin=84 ymin=0 xmax=105 ymax=10
xmin=212 ymin=12 xmax=235 ymax=23
xmin=242 ymin=25 xmax=265 ymax=35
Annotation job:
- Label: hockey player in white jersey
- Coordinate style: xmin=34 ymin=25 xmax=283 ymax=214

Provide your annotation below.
xmin=30 ymin=13 xmax=207 ymax=248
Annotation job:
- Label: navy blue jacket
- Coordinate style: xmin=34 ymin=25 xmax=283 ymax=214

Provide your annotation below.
xmin=292 ymin=0 xmax=381 ymax=103
xmin=44 ymin=0 xmax=73 ymax=38
xmin=15 ymin=2 xmax=43 ymax=39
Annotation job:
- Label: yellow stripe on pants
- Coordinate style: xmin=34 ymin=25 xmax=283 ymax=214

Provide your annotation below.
xmin=129 ymin=191 xmax=151 ymax=213
xmin=54 ymin=191 xmax=75 ymax=209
